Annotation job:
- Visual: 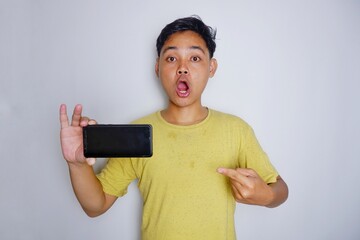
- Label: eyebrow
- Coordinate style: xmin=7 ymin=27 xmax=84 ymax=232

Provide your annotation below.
xmin=162 ymin=46 xmax=206 ymax=55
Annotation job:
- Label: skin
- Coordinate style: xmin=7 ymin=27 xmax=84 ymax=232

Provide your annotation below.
xmin=60 ymin=104 xmax=117 ymax=217
xmin=59 ymin=30 xmax=288 ymax=217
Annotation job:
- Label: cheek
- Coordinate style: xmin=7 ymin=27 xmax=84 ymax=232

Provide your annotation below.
xmin=191 ymin=63 xmax=211 ymax=74
xmin=191 ymin=67 xmax=211 ymax=81
xmin=160 ymin=77 xmax=172 ymax=91
xmin=158 ymin=65 xmax=175 ymax=78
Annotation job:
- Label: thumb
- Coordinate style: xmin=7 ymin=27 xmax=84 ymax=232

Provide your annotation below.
xmin=86 ymin=158 xmax=96 ymax=166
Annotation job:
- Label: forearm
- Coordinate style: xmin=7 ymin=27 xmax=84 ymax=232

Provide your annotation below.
xmin=68 ymin=163 xmax=107 ymax=217
xmin=266 ymin=175 xmax=289 ymax=208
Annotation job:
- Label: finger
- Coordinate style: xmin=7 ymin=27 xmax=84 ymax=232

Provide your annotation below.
xmin=88 ymin=119 xmax=97 ymax=125
xmin=230 ymin=182 xmax=251 ymax=204
xmin=71 ymin=104 xmax=83 ymax=127
xmin=59 ymin=104 xmax=69 ymax=128
xmin=230 ymin=178 xmax=258 ymax=203
xmin=217 ymin=168 xmax=242 ymax=180
xmin=230 ymin=183 xmax=244 ymax=200
xmin=86 ymin=158 xmax=96 ymax=166
xmin=218 ymin=167 xmax=250 ymax=184
xmin=230 ymin=179 xmax=245 ymax=192
xmin=217 ymin=167 xmax=236 ymax=177
xmin=80 ymin=116 xmax=90 ymax=127
xmin=80 ymin=117 xmax=98 ymax=127
xmin=235 ymin=168 xmax=257 ymax=178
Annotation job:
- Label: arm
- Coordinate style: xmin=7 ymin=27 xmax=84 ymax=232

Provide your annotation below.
xmin=217 ymin=168 xmax=288 ymax=208
xmin=68 ymin=162 xmax=117 ymax=217
xmin=60 ymin=104 xmax=117 ymax=217
xmin=266 ymin=175 xmax=288 ymax=208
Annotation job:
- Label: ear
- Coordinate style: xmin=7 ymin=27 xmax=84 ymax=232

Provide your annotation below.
xmin=209 ymin=58 xmax=218 ymax=78
xmin=155 ymin=58 xmax=160 ymax=78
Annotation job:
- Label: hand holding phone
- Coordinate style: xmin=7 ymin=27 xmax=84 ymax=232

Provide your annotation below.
xmin=60 ymin=104 xmax=97 ymax=165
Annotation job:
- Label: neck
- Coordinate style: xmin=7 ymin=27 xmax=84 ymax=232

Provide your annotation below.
xmin=161 ymin=102 xmax=208 ymax=126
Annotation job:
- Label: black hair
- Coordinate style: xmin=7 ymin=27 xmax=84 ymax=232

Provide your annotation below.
xmin=156 ymin=16 xmax=217 ymax=58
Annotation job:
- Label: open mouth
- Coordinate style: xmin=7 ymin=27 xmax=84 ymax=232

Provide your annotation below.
xmin=176 ymin=81 xmax=190 ymax=97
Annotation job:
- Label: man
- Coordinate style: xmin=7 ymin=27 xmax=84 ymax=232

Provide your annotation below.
xmin=60 ymin=16 xmax=288 ymax=240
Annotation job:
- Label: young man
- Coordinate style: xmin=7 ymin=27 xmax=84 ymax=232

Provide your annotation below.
xmin=60 ymin=16 xmax=288 ymax=240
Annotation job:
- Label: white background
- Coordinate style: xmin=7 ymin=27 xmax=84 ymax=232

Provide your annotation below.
xmin=1 ymin=0 xmax=359 ymax=239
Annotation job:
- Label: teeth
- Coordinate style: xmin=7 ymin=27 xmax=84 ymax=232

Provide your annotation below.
xmin=179 ymin=90 xmax=187 ymax=94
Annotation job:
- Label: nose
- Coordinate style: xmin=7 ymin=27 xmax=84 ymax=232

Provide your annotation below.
xmin=177 ymin=61 xmax=189 ymax=75
xmin=178 ymin=69 xmax=188 ymax=75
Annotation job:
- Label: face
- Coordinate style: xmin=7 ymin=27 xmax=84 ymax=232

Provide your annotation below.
xmin=155 ymin=30 xmax=217 ymax=109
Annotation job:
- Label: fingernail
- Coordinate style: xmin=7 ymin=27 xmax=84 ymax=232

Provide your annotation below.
xmin=87 ymin=158 xmax=96 ymax=166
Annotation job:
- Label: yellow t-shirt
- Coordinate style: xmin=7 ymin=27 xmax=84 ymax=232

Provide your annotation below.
xmin=97 ymin=109 xmax=278 ymax=240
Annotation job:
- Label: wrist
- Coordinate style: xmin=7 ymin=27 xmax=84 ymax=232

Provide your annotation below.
xmin=67 ymin=160 xmax=91 ymax=170
xmin=264 ymin=184 xmax=277 ymax=208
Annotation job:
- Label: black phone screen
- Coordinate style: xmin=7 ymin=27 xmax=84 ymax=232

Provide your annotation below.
xmin=83 ymin=124 xmax=152 ymax=158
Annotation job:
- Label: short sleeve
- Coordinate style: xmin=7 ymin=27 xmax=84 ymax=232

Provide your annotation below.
xmin=96 ymin=157 xmax=138 ymax=197
xmin=238 ymin=126 xmax=278 ymax=184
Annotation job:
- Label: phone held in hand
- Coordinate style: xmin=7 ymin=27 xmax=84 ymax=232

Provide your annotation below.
xmin=83 ymin=124 xmax=153 ymax=158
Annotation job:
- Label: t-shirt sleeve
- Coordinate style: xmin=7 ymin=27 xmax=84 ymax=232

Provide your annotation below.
xmin=238 ymin=126 xmax=278 ymax=184
xmin=96 ymin=157 xmax=138 ymax=197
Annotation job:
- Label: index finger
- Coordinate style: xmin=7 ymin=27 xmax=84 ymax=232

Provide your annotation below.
xmin=70 ymin=104 xmax=83 ymax=127
xmin=59 ymin=104 xmax=69 ymax=128
xmin=217 ymin=167 xmax=249 ymax=183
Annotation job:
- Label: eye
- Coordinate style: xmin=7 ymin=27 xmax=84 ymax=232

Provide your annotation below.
xmin=191 ymin=56 xmax=201 ymax=62
xmin=166 ymin=56 xmax=176 ymax=62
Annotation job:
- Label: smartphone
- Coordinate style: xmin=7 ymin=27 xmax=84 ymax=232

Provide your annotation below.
xmin=83 ymin=124 xmax=152 ymax=158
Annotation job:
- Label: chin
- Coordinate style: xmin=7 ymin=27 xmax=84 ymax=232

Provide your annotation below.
xmin=170 ymin=98 xmax=198 ymax=108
